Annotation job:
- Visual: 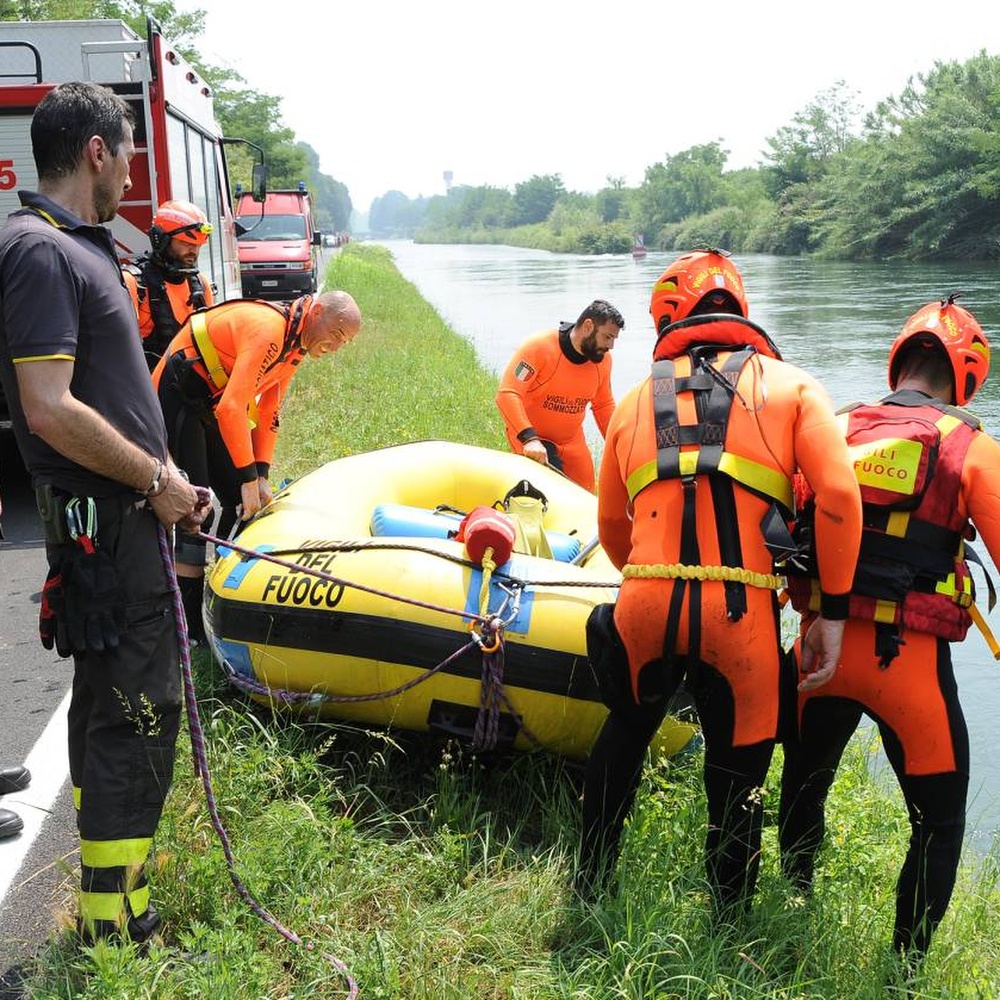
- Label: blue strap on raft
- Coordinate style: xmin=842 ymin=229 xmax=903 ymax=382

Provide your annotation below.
xmin=370 ymin=503 xmax=581 ymax=563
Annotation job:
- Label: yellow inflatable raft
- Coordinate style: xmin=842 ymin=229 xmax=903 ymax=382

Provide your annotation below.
xmin=204 ymin=440 xmax=699 ymax=760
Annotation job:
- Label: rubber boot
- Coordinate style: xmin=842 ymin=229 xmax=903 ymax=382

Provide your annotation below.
xmin=178 ymin=575 xmax=206 ymax=646
xmin=0 ymin=808 xmax=23 ymax=839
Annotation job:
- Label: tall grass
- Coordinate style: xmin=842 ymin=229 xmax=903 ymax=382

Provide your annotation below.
xmin=16 ymin=245 xmax=1000 ymax=998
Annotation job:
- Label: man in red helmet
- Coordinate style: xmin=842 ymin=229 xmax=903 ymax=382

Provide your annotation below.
xmin=123 ymin=199 xmax=216 ymax=371
xmin=495 ymin=299 xmax=623 ymax=492
xmin=780 ymin=295 xmax=1000 ymax=962
xmin=578 ymin=249 xmax=863 ymax=921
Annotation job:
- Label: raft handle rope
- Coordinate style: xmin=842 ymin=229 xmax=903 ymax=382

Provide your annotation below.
xmin=158 ymin=525 xmax=358 ymax=997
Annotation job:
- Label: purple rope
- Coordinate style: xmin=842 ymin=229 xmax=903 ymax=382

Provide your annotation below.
xmin=157 ymin=525 xmax=358 ymax=996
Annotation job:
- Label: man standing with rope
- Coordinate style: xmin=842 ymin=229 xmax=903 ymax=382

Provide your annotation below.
xmin=578 ymin=249 xmax=862 ymax=920
xmin=0 ymin=83 xmax=207 ymax=945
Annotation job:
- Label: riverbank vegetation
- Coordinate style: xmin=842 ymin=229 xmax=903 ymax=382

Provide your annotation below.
xmin=368 ymin=59 xmax=1000 ymax=262
xmin=16 ymin=244 xmax=1000 ymax=998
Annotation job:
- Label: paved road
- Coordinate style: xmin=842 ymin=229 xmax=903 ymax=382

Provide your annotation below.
xmin=0 ymin=433 xmax=76 ymax=990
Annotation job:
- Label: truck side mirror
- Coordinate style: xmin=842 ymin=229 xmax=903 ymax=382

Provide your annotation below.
xmin=251 ymin=163 xmax=267 ymax=203
xmin=312 ymin=231 xmax=322 ymax=247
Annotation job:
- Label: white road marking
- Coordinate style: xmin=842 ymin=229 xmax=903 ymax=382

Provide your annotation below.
xmin=0 ymin=687 xmax=71 ymax=906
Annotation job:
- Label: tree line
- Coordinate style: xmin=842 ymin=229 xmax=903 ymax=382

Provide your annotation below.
xmin=6 ymin=4 xmax=998 ymax=260
xmin=371 ymin=59 xmax=1000 ymax=262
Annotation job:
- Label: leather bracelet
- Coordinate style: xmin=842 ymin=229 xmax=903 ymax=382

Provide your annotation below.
xmin=143 ymin=459 xmax=164 ymax=497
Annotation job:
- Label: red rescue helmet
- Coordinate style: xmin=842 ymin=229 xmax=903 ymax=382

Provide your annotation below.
xmin=649 ymin=248 xmax=748 ymax=336
xmin=888 ymin=294 xmax=990 ymax=406
xmin=151 ymin=200 xmax=213 ymax=246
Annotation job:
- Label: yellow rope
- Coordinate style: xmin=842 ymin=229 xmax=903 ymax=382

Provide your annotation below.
xmin=478 ymin=546 xmax=496 ymax=617
xmin=622 ymin=563 xmax=785 ymax=590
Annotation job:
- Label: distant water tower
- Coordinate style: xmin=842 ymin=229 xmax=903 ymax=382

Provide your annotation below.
xmin=443 ymin=170 xmax=453 ymax=193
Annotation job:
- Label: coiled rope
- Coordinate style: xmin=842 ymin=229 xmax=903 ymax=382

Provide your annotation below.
xmin=159 ymin=525 xmax=358 ymax=997
xmin=622 ymin=562 xmax=785 ymax=590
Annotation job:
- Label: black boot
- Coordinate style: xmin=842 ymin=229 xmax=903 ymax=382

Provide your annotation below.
xmin=0 ymin=808 xmax=23 ymax=839
xmin=78 ymin=903 xmax=162 ymax=951
xmin=177 ymin=576 xmax=206 ymax=646
xmin=0 ymin=765 xmax=30 ymax=795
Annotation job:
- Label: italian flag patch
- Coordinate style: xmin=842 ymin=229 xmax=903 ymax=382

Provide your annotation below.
xmin=514 ymin=360 xmax=535 ymax=382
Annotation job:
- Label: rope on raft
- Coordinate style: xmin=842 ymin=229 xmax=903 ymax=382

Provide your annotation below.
xmin=200 ymin=530 xmax=543 ymax=750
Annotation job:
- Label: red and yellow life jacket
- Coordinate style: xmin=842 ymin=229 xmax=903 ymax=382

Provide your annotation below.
xmin=785 ymin=390 xmax=980 ymax=644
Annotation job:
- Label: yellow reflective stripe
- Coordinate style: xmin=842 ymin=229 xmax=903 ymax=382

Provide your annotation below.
xmin=886 ymin=511 xmax=910 ymax=537
xmin=80 ymin=837 xmax=152 ymax=868
xmin=622 ymin=562 xmax=785 ymax=590
xmin=73 ymin=786 xmax=81 ymax=811
xmin=12 ymin=353 xmax=75 ymax=364
xmin=190 ymin=312 xmax=228 ymax=391
xmin=128 ymin=884 xmax=150 ymax=918
xmin=79 ymin=891 xmax=126 ymax=923
xmin=873 ymin=599 xmax=898 ymax=623
xmin=626 ymin=452 xmax=793 ymax=509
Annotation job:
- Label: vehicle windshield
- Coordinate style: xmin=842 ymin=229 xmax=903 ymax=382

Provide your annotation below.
xmin=237 ymin=214 xmax=307 ymax=241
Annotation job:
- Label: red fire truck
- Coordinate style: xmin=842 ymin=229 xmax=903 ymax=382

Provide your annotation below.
xmin=0 ymin=16 xmax=263 ymax=421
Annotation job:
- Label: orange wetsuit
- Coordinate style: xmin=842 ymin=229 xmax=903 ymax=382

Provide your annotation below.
xmin=582 ymin=340 xmax=861 ymax=914
xmin=152 ymin=298 xmax=308 ymax=556
xmin=153 ymin=298 xmax=304 ymax=480
xmin=780 ymin=401 xmax=1000 ymax=954
xmin=495 ymin=325 xmax=614 ymax=491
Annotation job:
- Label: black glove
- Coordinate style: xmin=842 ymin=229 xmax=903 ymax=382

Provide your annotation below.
xmin=60 ymin=546 xmax=129 ymax=654
xmin=38 ymin=565 xmax=72 ymax=658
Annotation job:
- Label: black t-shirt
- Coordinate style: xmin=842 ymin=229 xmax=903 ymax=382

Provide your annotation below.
xmin=0 ymin=191 xmax=167 ymax=495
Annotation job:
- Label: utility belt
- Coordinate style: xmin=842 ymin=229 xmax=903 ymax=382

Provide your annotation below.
xmin=35 ymin=483 xmax=143 ymax=547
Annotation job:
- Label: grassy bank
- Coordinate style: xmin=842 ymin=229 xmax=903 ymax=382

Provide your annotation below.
xmin=20 ymin=245 xmax=1000 ymax=998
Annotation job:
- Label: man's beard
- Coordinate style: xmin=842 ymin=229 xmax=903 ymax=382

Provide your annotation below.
xmin=580 ymin=332 xmax=606 ymax=362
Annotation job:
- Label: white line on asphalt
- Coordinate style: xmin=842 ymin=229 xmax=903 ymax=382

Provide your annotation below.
xmin=0 ymin=687 xmax=71 ymax=907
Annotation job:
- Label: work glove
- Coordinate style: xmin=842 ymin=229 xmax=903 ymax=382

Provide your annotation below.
xmin=38 ymin=565 xmax=72 ymax=658
xmin=60 ymin=546 xmax=129 ymax=655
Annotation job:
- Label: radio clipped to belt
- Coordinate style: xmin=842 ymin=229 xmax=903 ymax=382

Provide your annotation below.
xmin=39 ymin=497 xmax=129 ymax=657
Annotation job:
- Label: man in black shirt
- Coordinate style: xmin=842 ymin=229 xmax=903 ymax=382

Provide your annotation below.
xmin=0 ymin=82 xmax=206 ymax=945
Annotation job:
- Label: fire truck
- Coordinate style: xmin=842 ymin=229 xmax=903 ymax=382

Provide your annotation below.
xmin=0 ymin=17 xmax=264 ymax=422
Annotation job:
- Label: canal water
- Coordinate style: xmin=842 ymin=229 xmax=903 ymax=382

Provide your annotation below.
xmin=377 ymin=239 xmax=1000 ymax=853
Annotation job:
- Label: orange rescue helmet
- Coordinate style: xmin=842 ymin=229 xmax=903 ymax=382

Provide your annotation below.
xmin=888 ymin=294 xmax=990 ymax=406
xmin=649 ymin=249 xmax=748 ymax=336
xmin=151 ymin=200 xmax=213 ymax=246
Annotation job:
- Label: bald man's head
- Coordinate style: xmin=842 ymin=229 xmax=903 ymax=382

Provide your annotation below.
xmin=300 ymin=290 xmax=362 ymax=357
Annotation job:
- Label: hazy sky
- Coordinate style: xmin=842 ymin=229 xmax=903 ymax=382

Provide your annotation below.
xmin=195 ymin=0 xmax=997 ymax=213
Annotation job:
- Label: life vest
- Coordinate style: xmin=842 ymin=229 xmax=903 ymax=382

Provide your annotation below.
xmin=653 ymin=313 xmax=783 ymax=362
xmin=785 ymin=390 xmax=981 ymax=658
xmin=127 ymin=256 xmax=208 ymax=365
xmin=634 ymin=339 xmax=794 ymax=667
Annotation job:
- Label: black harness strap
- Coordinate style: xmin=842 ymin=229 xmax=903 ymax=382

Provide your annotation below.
xmin=136 ymin=258 xmax=209 ymax=364
xmin=652 ymin=348 xmax=756 ymax=675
